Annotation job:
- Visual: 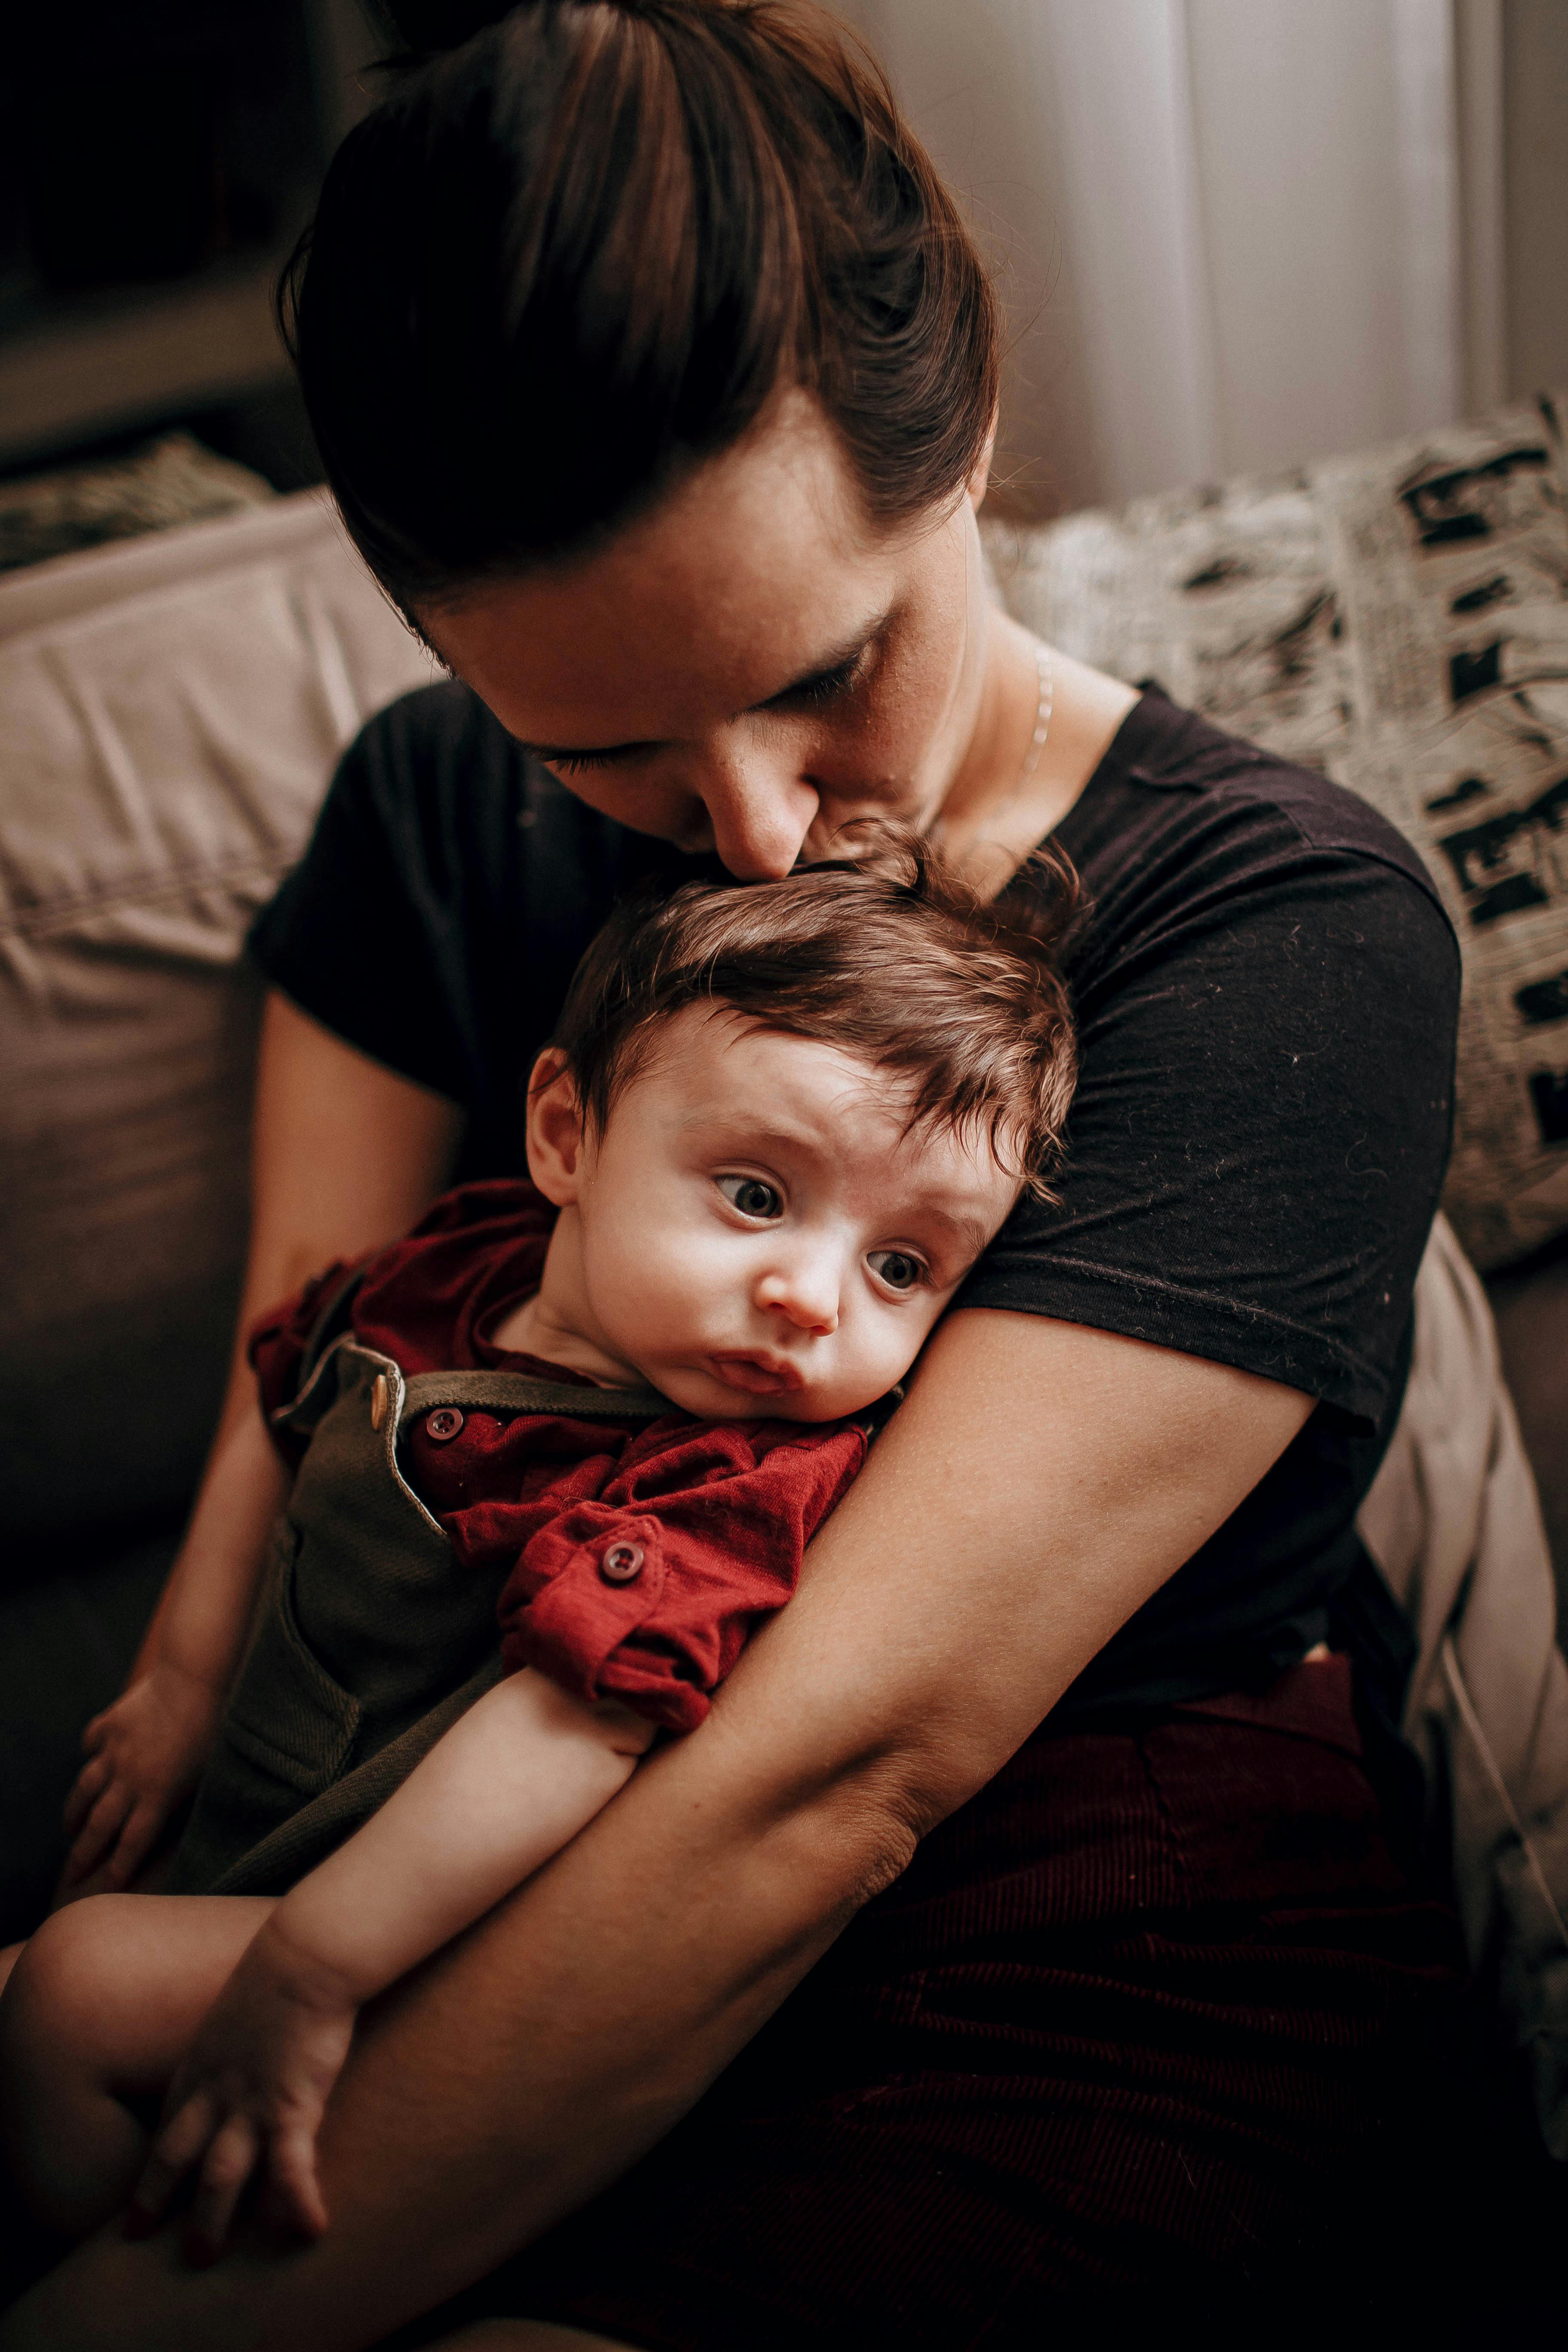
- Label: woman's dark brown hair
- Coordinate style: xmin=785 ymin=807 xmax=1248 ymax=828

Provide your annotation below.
xmin=282 ymin=0 xmax=1000 ymax=612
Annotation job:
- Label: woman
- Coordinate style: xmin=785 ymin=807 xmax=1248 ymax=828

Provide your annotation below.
xmin=10 ymin=2 xmax=1464 ymax=2342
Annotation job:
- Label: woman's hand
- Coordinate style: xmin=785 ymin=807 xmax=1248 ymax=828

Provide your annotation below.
xmin=59 ymin=1663 xmax=225 ymax=1896
xmin=126 ymin=1918 xmax=359 ymax=2263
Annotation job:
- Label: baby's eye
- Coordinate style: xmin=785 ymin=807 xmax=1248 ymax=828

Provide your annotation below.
xmin=717 ymin=1175 xmax=784 ymax=1220
xmin=867 ymin=1249 xmax=925 ymax=1292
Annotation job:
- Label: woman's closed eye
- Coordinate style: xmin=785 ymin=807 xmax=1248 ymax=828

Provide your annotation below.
xmin=717 ymin=1174 xmax=784 ymax=1220
xmin=866 ymin=1248 xmax=926 ymax=1293
xmin=772 ymin=647 xmax=865 ymax=711
xmin=532 ymin=644 xmax=870 ymax=776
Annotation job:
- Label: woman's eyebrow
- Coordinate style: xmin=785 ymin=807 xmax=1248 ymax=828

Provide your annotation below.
xmin=516 ymin=611 xmax=889 ymax=764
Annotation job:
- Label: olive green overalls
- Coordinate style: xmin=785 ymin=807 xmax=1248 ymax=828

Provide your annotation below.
xmin=169 ymin=1278 xmax=671 ymax=1899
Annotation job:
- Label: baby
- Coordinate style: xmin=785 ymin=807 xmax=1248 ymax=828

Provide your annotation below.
xmin=0 ymin=837 xmax=1075 ymax=2263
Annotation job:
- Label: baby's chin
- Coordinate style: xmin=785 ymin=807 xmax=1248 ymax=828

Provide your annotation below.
xmin=640 ymin=1359 xmax=894 ymax=1426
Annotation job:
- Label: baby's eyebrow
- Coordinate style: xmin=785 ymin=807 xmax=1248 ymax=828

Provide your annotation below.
xmin=686 ymin=1112 xmax=827 ymax=1156
xmin=915 ymin=1204 xmax=992 ymax=1265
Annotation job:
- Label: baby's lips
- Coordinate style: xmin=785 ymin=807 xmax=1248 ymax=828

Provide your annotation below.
xmin=707 ymin=1350 xmax=805 ymax=1396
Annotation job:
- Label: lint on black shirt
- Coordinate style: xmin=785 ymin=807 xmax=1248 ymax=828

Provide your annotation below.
xmin=249 ymin=681 xmax=1461 ymax=1720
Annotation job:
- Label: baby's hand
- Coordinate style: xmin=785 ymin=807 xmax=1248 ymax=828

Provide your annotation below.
xmin=126 ymin=1918 xmax=359 ymax=2262
xmin=60 ymin=1662 xmax=224 ymax=1895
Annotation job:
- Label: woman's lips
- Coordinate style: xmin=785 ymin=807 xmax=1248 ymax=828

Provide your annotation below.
xmin=707 ymin=1350 xmax=805 ymax=1396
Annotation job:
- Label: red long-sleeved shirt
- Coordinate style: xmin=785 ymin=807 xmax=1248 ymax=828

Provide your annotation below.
xmin=250 ymin=1180 xmax=867 ymax=1734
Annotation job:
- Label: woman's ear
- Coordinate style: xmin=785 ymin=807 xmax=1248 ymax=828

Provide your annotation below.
xmin=525 ymin=1048 xmax=588 ymax=1206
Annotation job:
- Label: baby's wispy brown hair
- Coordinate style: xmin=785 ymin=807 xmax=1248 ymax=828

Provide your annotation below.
xmin=549 ymin=831 xmax=1080 ymax=1198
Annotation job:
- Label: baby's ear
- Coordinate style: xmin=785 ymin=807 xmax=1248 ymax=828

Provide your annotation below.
xmin=525 ymin=1048 xmax=588 ymax=1205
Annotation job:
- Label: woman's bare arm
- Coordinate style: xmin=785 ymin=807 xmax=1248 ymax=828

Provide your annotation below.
xmin=3 ymin=1306 xmax=1313 ymax=2350
xmin=59 ymin=993 xmax=465 ymax=1897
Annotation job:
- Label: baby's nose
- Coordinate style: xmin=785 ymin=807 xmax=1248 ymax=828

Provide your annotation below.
xmin=755 ymin=1265 xmax=839 ymax=1336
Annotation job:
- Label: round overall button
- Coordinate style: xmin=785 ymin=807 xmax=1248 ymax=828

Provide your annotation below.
xmin=369 ymin=1374 xmax=389 ymax=1432
xmin=425 ymin=1407 xmax=465 ymax=1443
xmin=600 ymin=1540 xmax=645 ymax=1585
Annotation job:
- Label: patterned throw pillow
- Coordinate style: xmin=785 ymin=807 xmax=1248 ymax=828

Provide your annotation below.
xmin=991 ymin=395 xmax=1568 ymax=1272
xmin=0 ymin=431 xmax=274 ymax=575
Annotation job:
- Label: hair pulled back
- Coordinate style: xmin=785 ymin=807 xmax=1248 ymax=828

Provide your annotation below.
xmin=283 ymin=1 xmax=999 ymax=611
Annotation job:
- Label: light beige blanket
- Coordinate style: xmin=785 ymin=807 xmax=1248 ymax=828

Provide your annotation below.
xmin=1358 ymin=1214 xmax=1568 ymax=2156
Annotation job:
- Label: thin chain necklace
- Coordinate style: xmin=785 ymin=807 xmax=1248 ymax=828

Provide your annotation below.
xmin=1018 ymin=636 xmax=1054 ymax=793
xmin=971 ymin=636 xmax=1054 ymax=850
xmin=931 ymin=635 xmax=1055 ymax=867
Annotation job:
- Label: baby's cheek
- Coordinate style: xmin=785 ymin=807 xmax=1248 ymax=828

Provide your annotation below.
xmin=593 ymin=1225 xmax=704 ymax=1343
xmin=888 ymin=1300 xmax=951 ymax=1381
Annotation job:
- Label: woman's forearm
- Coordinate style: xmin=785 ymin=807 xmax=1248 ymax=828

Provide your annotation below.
xmin=132 ymin=990 xmax=465 ymax=1687
xmin=4 ymin=1311 xmax=1311 ymax=2350
xmin=127 ymin=1356 xmax=285 ymax=1687
xmin=153 ymin=1409 xmax=291 ymax=1697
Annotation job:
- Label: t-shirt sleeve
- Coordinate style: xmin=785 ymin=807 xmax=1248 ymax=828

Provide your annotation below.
xmin=963 ymin=845 xmax=1461 ymax=1426
xmin=246 ymin=1262 xmax=358 ymax=1467
xmin=248 ymin=681 xmax=696 ymax=1172
xmin=495 ymin=1420 xmax=867 ymax=1732
xmin=248 ymin=684 xmax=498 ymax=1107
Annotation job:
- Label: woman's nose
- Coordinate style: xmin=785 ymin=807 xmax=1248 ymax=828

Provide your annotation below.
xmin=754 ymin=1261 xmax=839 ymax=1337
xmin=695 ymin=748 xmax=819 ymax=881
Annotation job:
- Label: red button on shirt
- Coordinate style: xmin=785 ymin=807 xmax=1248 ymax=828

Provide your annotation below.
xmin=250 ymin=1179 xmax=867 ymax=1734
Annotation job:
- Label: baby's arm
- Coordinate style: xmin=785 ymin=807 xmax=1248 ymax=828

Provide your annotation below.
xmin=129 ymin=1669 xmax=654 ymax=2258
xmin=61 ymin=1406 xmax=291 ymax=1896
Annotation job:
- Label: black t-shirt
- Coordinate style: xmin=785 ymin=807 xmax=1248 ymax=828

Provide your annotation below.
xmin=250 ymin=681 xmax=1460 ymax=1720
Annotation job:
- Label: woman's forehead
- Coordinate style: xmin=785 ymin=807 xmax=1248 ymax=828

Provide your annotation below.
xmin=421 ymin=396 xmax=945 ymax=744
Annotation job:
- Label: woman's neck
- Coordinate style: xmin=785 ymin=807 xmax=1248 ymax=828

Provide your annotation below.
xmin=937 ymin=613 xmax=1139 ymax=894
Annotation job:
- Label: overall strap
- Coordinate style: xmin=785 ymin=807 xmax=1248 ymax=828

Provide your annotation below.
xmin=401 ymin=1368 xmax=676 ymax=1422
xmin=298 ymin=1263 xmax=371 ymax=1388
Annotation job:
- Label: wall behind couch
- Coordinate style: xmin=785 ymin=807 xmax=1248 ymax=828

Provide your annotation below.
xmin=836 ymin=0 xmax=1566 ymax=515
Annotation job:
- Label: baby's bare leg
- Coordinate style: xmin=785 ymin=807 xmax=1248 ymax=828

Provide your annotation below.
xmin=0 ymin=1892 xmax=272 ymax=2242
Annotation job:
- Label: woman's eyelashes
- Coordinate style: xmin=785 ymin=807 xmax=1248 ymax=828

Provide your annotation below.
xmin=775 ymin=648 xmax=865 ymax=710
xmin=717 ymin=1173 xmax=784 ymax=1219
xmin=538 ymin=648 xmax=869 ymax=777
xmin=543 ymin=744 xmax=642 ymax=777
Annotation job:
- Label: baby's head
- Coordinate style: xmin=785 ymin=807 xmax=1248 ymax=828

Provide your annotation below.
xmin=525 ymin=837 xmax=1077 ymax=1422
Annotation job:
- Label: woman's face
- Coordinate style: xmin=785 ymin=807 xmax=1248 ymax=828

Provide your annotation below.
xmin=420 ymin=391 xmax=995 ymax=880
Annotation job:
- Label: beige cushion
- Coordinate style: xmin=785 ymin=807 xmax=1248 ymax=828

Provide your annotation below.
xmin=0 ymin=495 xmax=433 ymax=1557
xmin=991 ymin=393 xmax=1568 ymax=1273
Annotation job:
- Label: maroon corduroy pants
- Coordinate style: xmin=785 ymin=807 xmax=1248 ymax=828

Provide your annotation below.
xmin=444 ymin=1656 xmax=1467 ymax=2343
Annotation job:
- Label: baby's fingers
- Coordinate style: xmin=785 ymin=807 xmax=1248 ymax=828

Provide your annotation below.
xmin=264 ymin=2116 xmax=331 ymax=2242
xmin=185 ymin=2114 xmax=262 ymax=2264
xmin=61 ymin=1753 xmax=112 ymax=1842
xmin=126 ymin=2087 xmax=220 ymax=2233
xmin=62 ymin=1779 xmax=132 ymax=1886
xmin=99 ymin=1798 xmax=162 ymax=1892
